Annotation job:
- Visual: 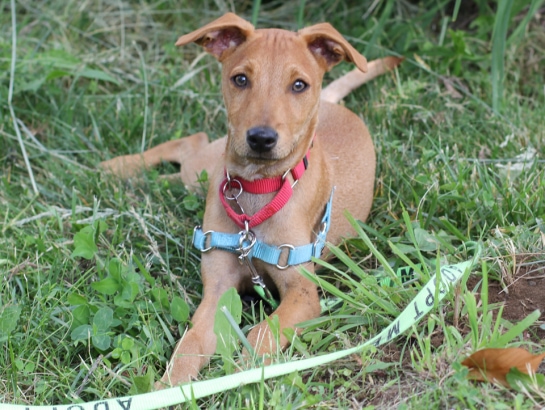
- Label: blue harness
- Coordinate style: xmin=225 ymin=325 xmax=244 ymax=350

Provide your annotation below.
xmin=192 ymin=191 xmax=334 ymax=269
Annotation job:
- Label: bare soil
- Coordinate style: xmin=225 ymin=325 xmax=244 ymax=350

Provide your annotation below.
xmin=471 ymin=264 xmax=545 ymax=342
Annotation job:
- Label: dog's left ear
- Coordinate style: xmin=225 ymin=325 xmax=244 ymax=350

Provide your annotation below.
xmin=298 ymin=23 xmax=367 ymax=73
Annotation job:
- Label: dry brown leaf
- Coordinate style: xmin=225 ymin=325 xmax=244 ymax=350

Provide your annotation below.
xmin=461 ymin=347 xmax=545 ymax=387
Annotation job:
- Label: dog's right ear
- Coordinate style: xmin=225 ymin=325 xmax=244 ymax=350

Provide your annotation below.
xmin=175 ymin=13 xmax=254 ymax=61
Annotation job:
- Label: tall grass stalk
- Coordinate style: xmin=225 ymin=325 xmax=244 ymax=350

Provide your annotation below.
xmin=490 ymin=0 xmax=513 ymax=113
xmin=8 ymin=0 xmax=38 ymax=195
xmin=252 ymin=0 xmax=261 ymax=26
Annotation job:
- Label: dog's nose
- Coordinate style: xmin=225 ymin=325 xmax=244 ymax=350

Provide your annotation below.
xmin=246 ymin=126 xmax=278 ymax=153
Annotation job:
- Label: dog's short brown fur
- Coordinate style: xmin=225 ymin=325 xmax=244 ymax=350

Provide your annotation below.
xmin=100 ymin=13 xmax=400 ymax=387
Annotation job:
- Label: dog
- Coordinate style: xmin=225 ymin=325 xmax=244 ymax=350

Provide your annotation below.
xmin=100 ymin=13 xmax=401 ymax=387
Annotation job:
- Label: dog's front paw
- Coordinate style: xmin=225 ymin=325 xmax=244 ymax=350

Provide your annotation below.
xmin=153 ymin=379 xmax=170 ymax=391
xmin=154 ymin=367 xmax=197 ymax=390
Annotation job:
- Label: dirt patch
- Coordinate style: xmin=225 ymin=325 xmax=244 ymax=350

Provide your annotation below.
xmin=469 ymin=264 xmax=545 ymax=341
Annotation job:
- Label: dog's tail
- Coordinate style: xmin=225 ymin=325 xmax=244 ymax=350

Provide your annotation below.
xmin=320 ymin=56 xmax=403 ymax=104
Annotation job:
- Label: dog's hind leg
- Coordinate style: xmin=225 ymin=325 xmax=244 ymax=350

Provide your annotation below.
xmin=99 ymin=132 xmax=209 ymax=178
xmin=99 ymin=132 xmax=226 ymax=190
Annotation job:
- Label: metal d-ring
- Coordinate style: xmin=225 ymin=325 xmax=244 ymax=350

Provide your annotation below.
xmin=276 ymin=243 xmax=295 ymax=270
xmin=223 ymin=178 xmax=243 ymax=201
xmin=201 ymin=230 xmax=214 ymax=252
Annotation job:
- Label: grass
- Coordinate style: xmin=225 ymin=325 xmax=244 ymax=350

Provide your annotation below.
xmin=1 ymin=0 xmax=544 ymax=408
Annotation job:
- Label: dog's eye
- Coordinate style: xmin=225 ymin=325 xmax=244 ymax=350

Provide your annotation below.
xmin=232 ymin=74 xmax=249 ymax=88
xmin=292 ymin=80 xmax=307 ymax=93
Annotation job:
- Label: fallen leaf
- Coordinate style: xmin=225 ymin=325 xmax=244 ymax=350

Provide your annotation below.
xmin=461 ymin=347 xmax=545 ymax=387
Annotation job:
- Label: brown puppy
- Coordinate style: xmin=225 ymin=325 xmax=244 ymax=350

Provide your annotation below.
xmin=100 ymin=13 xmax=400 ymax=387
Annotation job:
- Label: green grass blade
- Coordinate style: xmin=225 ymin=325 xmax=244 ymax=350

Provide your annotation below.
xmin=364 ymin=0 xmax=395 ymax=56
xmin=507 ymin=0 xmax=544 ymax=44
xmin=8 ymin=0 xmax=38 ymax=195
xmin=297 ymin=0 xmax=307 ymax=29
xmin=451 ymin=0 xmax=462 ymax=21
xmin=252 ymin=0 xmax=262 ymax=26
xmin=300 ymin=266 xmax=367 ymax=309
xmin=346 ymin=211 xmax=397 ymax=279
xmin=491 ymin=310 xmax=541 ymax=347
xmin=491 ymin=0 xmax=514 ymax=113
xmin=481 ymin=260 xmax=489 ymax=319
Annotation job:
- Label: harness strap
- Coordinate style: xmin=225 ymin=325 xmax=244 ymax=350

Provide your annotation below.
xmin=194 ymin=190 xmax=334 ymax=268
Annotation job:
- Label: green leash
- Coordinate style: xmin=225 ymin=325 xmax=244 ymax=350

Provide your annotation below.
xmin=2 ymin=242 xmax=481 ymax=410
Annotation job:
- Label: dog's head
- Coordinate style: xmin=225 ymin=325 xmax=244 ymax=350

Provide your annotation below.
xmin=176 ymin=13 xmax=367 ymax=179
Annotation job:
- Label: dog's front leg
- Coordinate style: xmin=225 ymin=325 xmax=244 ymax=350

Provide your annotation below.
xmin=247 ymin=265 xmax=321 ymax=358
xmin=156 ymin=254 xmax=244 ymax=388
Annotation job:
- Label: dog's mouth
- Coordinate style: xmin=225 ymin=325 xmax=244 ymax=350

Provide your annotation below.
xmin=236 ymin=144 xmax=289 ymax=163
xmin=227 ymin=150 xmax=292 ymax=180
xmin=244 ymin=153 xmax=280 ymax=162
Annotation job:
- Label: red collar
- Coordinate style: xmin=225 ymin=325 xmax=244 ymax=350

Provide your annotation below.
xmin=219 ymin=151 xmax=310 ymax=229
